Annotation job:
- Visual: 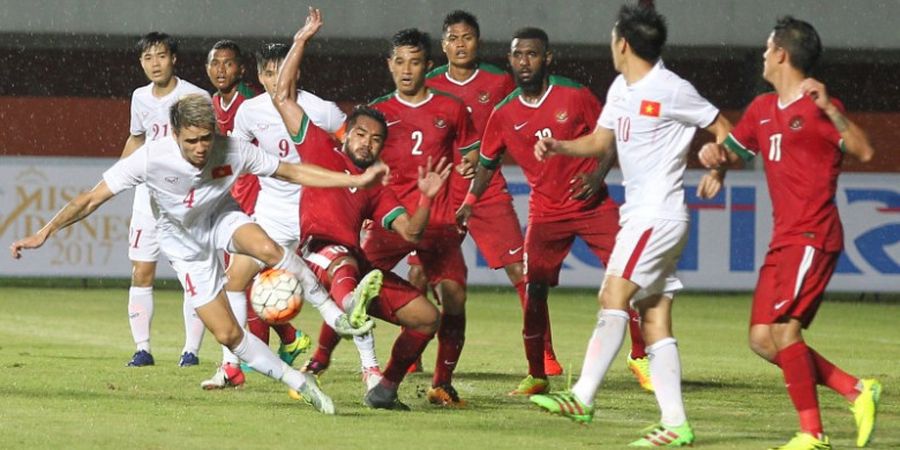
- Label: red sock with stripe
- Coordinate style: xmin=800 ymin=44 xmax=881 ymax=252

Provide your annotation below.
xmin=777 ymin=341 xmax=823 ymax=437
xmin=523 ymin=288 xmax=548 ymax=378
xmin=383 ymin=328 xmax=434 ymax=385
xmin=329 ymin=262 xmax=360 ymax=310
xmin=515 ymin=280 xmax=554 ymax=359
xmin=628 ymin=308 xmax=648 ymax=359
xmin=310 ymin=322 xmax=341 ymax=367
xmin=809 ymin=347 xmax=860 ymax=402
xmin=433 ymin=313 xmax=465 ymax=386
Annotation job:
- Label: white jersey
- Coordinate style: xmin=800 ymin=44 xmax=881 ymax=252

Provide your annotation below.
xmin=232 ymin=90 xmax=346 ymax=235
xmin=597 ymin=60 xmax=718 ymax=222
xmin=103 ymin=136 xmax=280 ymax=261
xmin=129 ymin=78 xmax=211 ymax=215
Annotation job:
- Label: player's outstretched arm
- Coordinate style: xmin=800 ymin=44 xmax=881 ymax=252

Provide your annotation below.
xmin=800 ymin=78 xmax=875 ymax=163
xmin=394 ymin=156 xmax=452 ymax=243
xmin=10 ymin=181 xmax=115 ymax=259
xmin=272 ymin=6 xmax=323 ymax=137
xmin=274 ymin=161 xmax=387 ymax=189
xmin=534 ymin=126 xmax=615 ymax=161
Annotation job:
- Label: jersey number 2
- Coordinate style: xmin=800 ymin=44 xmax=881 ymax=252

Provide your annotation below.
xmin=411 ymin=130 xmax=423 ymax=155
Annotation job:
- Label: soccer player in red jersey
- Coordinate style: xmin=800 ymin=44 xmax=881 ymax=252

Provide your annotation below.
xmin=700 ymin=16 xmax=879 ymax=450
xmin=422 ymin=10 xmax=570 ymax=376
xmin=271 ymin=9 xmax=450 ymax=409
xmin=457 ymin=28 xmax=621 ymax=396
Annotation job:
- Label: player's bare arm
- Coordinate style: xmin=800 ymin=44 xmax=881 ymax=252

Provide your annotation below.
xmin=273 ymin=160 xmax=387 ymax=189
xmin=800 ymin=77 xmax=875 ymax=163
xmin=393 ymin=156 xmax=452 ymax=243
xmin=272 ymin=6 xmax=322 ymax=137
xmin=454 ymin=156 xmax=495 ymax=228
xmin=120 ymin=133 xmax=146 ymax=159
xmin=10 ymin=181 xmax=115 ymax=259
xmin=534 ymin=126 xmax=615 ymax=161
xmin=571 ymin=145 xmax=617 ymax=200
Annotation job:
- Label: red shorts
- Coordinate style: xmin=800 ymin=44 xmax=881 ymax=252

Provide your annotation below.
xmin=524 ymin=207 xmax=619 ymax=286
xmin=406 ymin=198 xmax=524 ymax=270
xmin=751 ymin=245 xmax=839 ymax=328
xmin=362 ymin=225 xmax=467 ymax=287
xmin=303 ymin=240 xmax=420 ymax=325
xmin=231 ymin=174 xmax=260 ymax=215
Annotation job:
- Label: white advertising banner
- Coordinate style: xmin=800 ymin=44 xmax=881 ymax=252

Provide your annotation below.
xmin=1 ymin=157 xmax=898 ymax=292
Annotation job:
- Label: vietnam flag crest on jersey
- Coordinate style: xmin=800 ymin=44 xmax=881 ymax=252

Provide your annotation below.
xmin=640 ymin=100 xmax=661 ymax=117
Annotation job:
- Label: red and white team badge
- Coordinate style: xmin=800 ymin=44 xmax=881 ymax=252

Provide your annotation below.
xmin=555 ymin=110 xmax=569 ymax=123
xmin=789 ymin=115 xmax=804 ymax=131
xmin=477 ymin=91 xmax=491 ymax=104
xmin=433 ymin=117 xmax=447 ymax=129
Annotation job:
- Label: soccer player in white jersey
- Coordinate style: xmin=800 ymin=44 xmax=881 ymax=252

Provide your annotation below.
xmin=10 ymin=94 xmax=386 ymax=414
xmin=120 ymin=32 xmax=211 ymax=368
xmin=201 ymin=42 xmax=350 ymax=389
xmin=530 ymin=4 xmax=730 ymax=446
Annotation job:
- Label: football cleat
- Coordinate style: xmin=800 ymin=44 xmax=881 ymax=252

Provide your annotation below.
xmin=362 ymin=366 xmax=384 ymax=391
xmin=364 ymin=382 xmax=410 ymax=411
xmin=278 ymin=330 xmax=312 ymax=366
xmin=178 ymin=351 xmax=199 ymax=367
xmin=544 ymin=351 xmax=564 ymax=376
xmin=767 ymin=432 xmax=831 ymax=450
xmin=851 ymin=378 xmax=882 ymax=447
xmin=529 ymin=391 xmax=594 ymax=424
xmin=200 ymin=363 xmax=245 ymax=390
xmin=332 ymin=313 xmax=375 ymax=337
xmin=628 ymin=354 xmax=654 ymax=392
xmin=295 ymin=372 xmax=335 ymax=415
xmin=126 ymin=350 xmax=155 ymax=367
xmin=629 ymin=422 xmax=695 ymax=447
xmin=509 ymin=375 xmax=550 ymax=396
xmin=301 ymin=358 xmax=328 ymax=376
xmin=346 ymin=269 xmax=383 ymax=327
xmin=427 ymin=383 xmax=467 ymax=408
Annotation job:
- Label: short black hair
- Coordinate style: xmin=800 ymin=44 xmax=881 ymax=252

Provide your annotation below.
xmin=512 ymin=27 xmax=550 ymax=51
xmin=208 ymin=39 xmax=243 ymax=64
xmin=614 ymin=3 xmax=667 ymax=62
xmin=348 ymin=106 xmax=388 ymax=140
xmin=137 ymin=32 xmax=177 ymax=56
xmin=390 ymin=28 xmax=432 ymax=62
xmin=255 ymin=42 xmax=290 ymax=72
xmin=772 ymin=16 xmax=822 ymax=74
xmin=443 ymin=10 xmax=480 ymax=38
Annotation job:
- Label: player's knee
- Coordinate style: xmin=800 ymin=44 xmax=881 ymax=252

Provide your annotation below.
xmin=215 ymin=325 xmax=244 ymax=348
xmin=748 ymin=329 xmax=777 ymax=362
xmin=255 ymin=240 xmax=283 ymax=266
xmin=435 ymin=280 xmax=466 ymax=311
xmin=131 ymin=262 xmax=155 ymax=286
xmin=417 ymin=301 xmax=440 ymax=334
xmin=504 ymin=262 xmax=525 ymax=284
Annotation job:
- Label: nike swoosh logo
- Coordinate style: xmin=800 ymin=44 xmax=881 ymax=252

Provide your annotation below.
xmin=760 ymin=119 xmax=771 ymax=124
xmin=513 ymin=122 xmax=528 ymax=131
xmin=443 ymin=360 xmax=457 ymax=366
xmin=387 ymin=120 xmax=402 ymax=127
xmin=774 ymin=300 xmax=789 ymax=310
xmin=508 ymin=246 xmax=523 ymax=255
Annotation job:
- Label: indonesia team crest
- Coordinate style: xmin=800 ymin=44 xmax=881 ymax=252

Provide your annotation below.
xmin=789 ymin=115 xmax=804 ymax=131
xmin=477 ymin=91 xmax=491 ymax=104
xmin=433 ymin=117 xmax=447 ymax=129
xmin=555 ymin=111 xmax=569 ymax=123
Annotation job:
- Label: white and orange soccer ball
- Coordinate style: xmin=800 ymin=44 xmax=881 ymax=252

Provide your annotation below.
xmin=250 ymin=269 xmax=303 ymax=324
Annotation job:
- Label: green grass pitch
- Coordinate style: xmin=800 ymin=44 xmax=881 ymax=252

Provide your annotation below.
xmin=0 ymin=285 xmax=897 ymax=449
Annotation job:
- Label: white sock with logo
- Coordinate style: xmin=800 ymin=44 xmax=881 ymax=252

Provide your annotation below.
xmin=648 ymin=337 xmax=687 ymax=427
xmin=571 ymin=309 xmax=629 ymax=406
xmin=222 ymin=290 xmax=248 ymax=365
xmin=128 ymin=286 xmax=154 ymax=353
xmin=182 ymin=300 xmax=205 ymax=355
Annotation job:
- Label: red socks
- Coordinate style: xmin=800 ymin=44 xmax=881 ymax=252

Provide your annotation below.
xmin=246 ymin=288 xmax=271 ymax=344
xmin=777 ymin=341 xmax=823 ymax=437
xmin=523 ymin=289 xmax=548 ymax=378
xmin=311 ymin=322 xmax=342 ymax=367
xmin=515 ymin=280 xmax=555 ymax=357
xmin=628 ymin=308 xmax=648 ymax=359
xmin=383 ymin=328 xmax=434 ymax=384
xmin=433 ymin=313 xmax=465 ymax=386
xmin=330 ymin=262 xmax=360 ymax=310
xmin=809 ymin=348 xmax=860 ymax=402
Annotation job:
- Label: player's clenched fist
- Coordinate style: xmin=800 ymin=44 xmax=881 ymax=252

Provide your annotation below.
xmin=698 ymin=142 xmax=728 ymax=169
xmin=534 ymin=137 xmax=560 ymax=161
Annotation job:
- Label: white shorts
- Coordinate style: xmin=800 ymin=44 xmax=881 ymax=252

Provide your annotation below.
xmin=162 ymin=208 xmax=253 ymax=309
xmin=253 ymin=212 xmax=300 ymax=251
xmin=606 ymin=217 xmax=688 ymax=303
xmin=128 ymin=209 xmax=160 ymax=262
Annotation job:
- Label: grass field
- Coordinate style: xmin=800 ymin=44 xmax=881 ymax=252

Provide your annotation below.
xmin=0 ymin=284 xmax=897 ymax=449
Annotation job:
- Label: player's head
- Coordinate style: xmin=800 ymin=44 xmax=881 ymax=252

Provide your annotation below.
xmin=442 ymin=10 xmax=480 ymax=69
xmin=255 ymin=43 xmax=291 ymax=95
xmin=610 ymin=3 xmax=667 ymax=70
xmin=764 ymin=16 xmax=822 ymax=80
xmin=508 ymin=27 xmax=551 ymax=93
xmin=343 ymin=106 xmax=388 ymax=168
xmin=388 ymin=28 xmax=433 ymax=96
xmin=137 ymin=32 xmax=178 ymax=85
xmin=170 ymin=94 xmax=216 ymax=168
xmin=206 ymin=40 xmax=245 ymax=94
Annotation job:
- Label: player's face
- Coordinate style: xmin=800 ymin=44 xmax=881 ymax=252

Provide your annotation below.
xmin=140 ymin=44 xmax=176 ymax=85
xmin=258 ymin=60 xmax=280 ymax=95
xmin=762 ymin=33 xmax=783 ymax=83
xmin=509 ymin=38 xmax=549 ymax=90
xmin=442 ymin=23 xmax=479 ymax=68
xmin=344 ymin=116 xmax=385 ymax=168
xmin=207 ymin=48 xmax=243 ymax=94
xmin=610 ymin=28 xmax=626 ymax=72
xmin=175 ymin=126 xmax=216 ymax=168
xmin=388 ymin=46 xmax=430 ymax=96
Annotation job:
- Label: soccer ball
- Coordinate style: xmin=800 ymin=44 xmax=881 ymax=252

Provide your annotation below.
xmin=250 ymin=268 xmax=304 ymax=324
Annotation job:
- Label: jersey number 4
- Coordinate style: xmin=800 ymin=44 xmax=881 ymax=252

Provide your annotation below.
xmin=768 ymin=133 xmax=783 ymax=162
xmin=183 ymin=188 xmax=196 ymax=208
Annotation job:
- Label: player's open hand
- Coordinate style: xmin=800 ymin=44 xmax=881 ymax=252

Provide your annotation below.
xmin=534 ymin=137 xmax=560 ymax=162
xmin=417 ymin=156 xmax=452 ymax=199
xmin=294 ymin=7 xmax=323 ymax=43
xmin=10 ymin=233 xmax=48 ymax=259
xmin=696 ymin=170 xmax=724 ymax=200
xmin=698 ymin=142 xmax=728 ymax=169
xmin=357 ymin=162 xmax=389 ymax=188
xmin=800 ymin=77 xmax=830 ymax=110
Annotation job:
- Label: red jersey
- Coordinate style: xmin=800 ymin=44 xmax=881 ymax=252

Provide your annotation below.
xmin=218 ymin=82 xmax=262 ymax=214
xmin=725 ymin=93 xmax=846 ymax=252
xmin=480 ymin=75 xmax=617 ymax=223
xmin=426 ymin=62 xmax=515 ymax=205
xmin=369 ymin=90 xmax=480 ymax=227
xmin=293 ymin=116 xmax=407 ymax=249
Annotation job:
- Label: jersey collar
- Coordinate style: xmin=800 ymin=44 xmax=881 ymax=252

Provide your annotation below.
xmin=394 ymin=91 xmax=434 ymax=108
xmin=444 ymin=67 xmax=480 ymax=86
xmin=517 ymin=84 xmax=554 ymax=109
xmin=626 ymin=60 xmax=664 ymax=90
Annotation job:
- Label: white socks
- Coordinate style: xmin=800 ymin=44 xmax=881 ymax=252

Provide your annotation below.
xmin=230 ymin=331 xmax=306 ymax=391
xmin=182 ymin=300 xmax=205 ymax=355
xmin=272 ymin=247 xmax=343 ymax=326
xmin=572 ymin=309 xmax=629 ymax=406
xmin=222 ymin=291 xmax=248 ymax=365
xmin=647 ymin=337 xmax=687 ymax=427
xmin=353 ymin=332 xmax=380 ymax=369
xmin=128 ymin=286 xmax=153 ymax=352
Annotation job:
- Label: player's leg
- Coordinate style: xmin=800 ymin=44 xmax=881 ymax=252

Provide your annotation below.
xmin=404 ymin=252 xmax=428 ymax=373
xmin=125 ymin=209 xmax=160 ymax=367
